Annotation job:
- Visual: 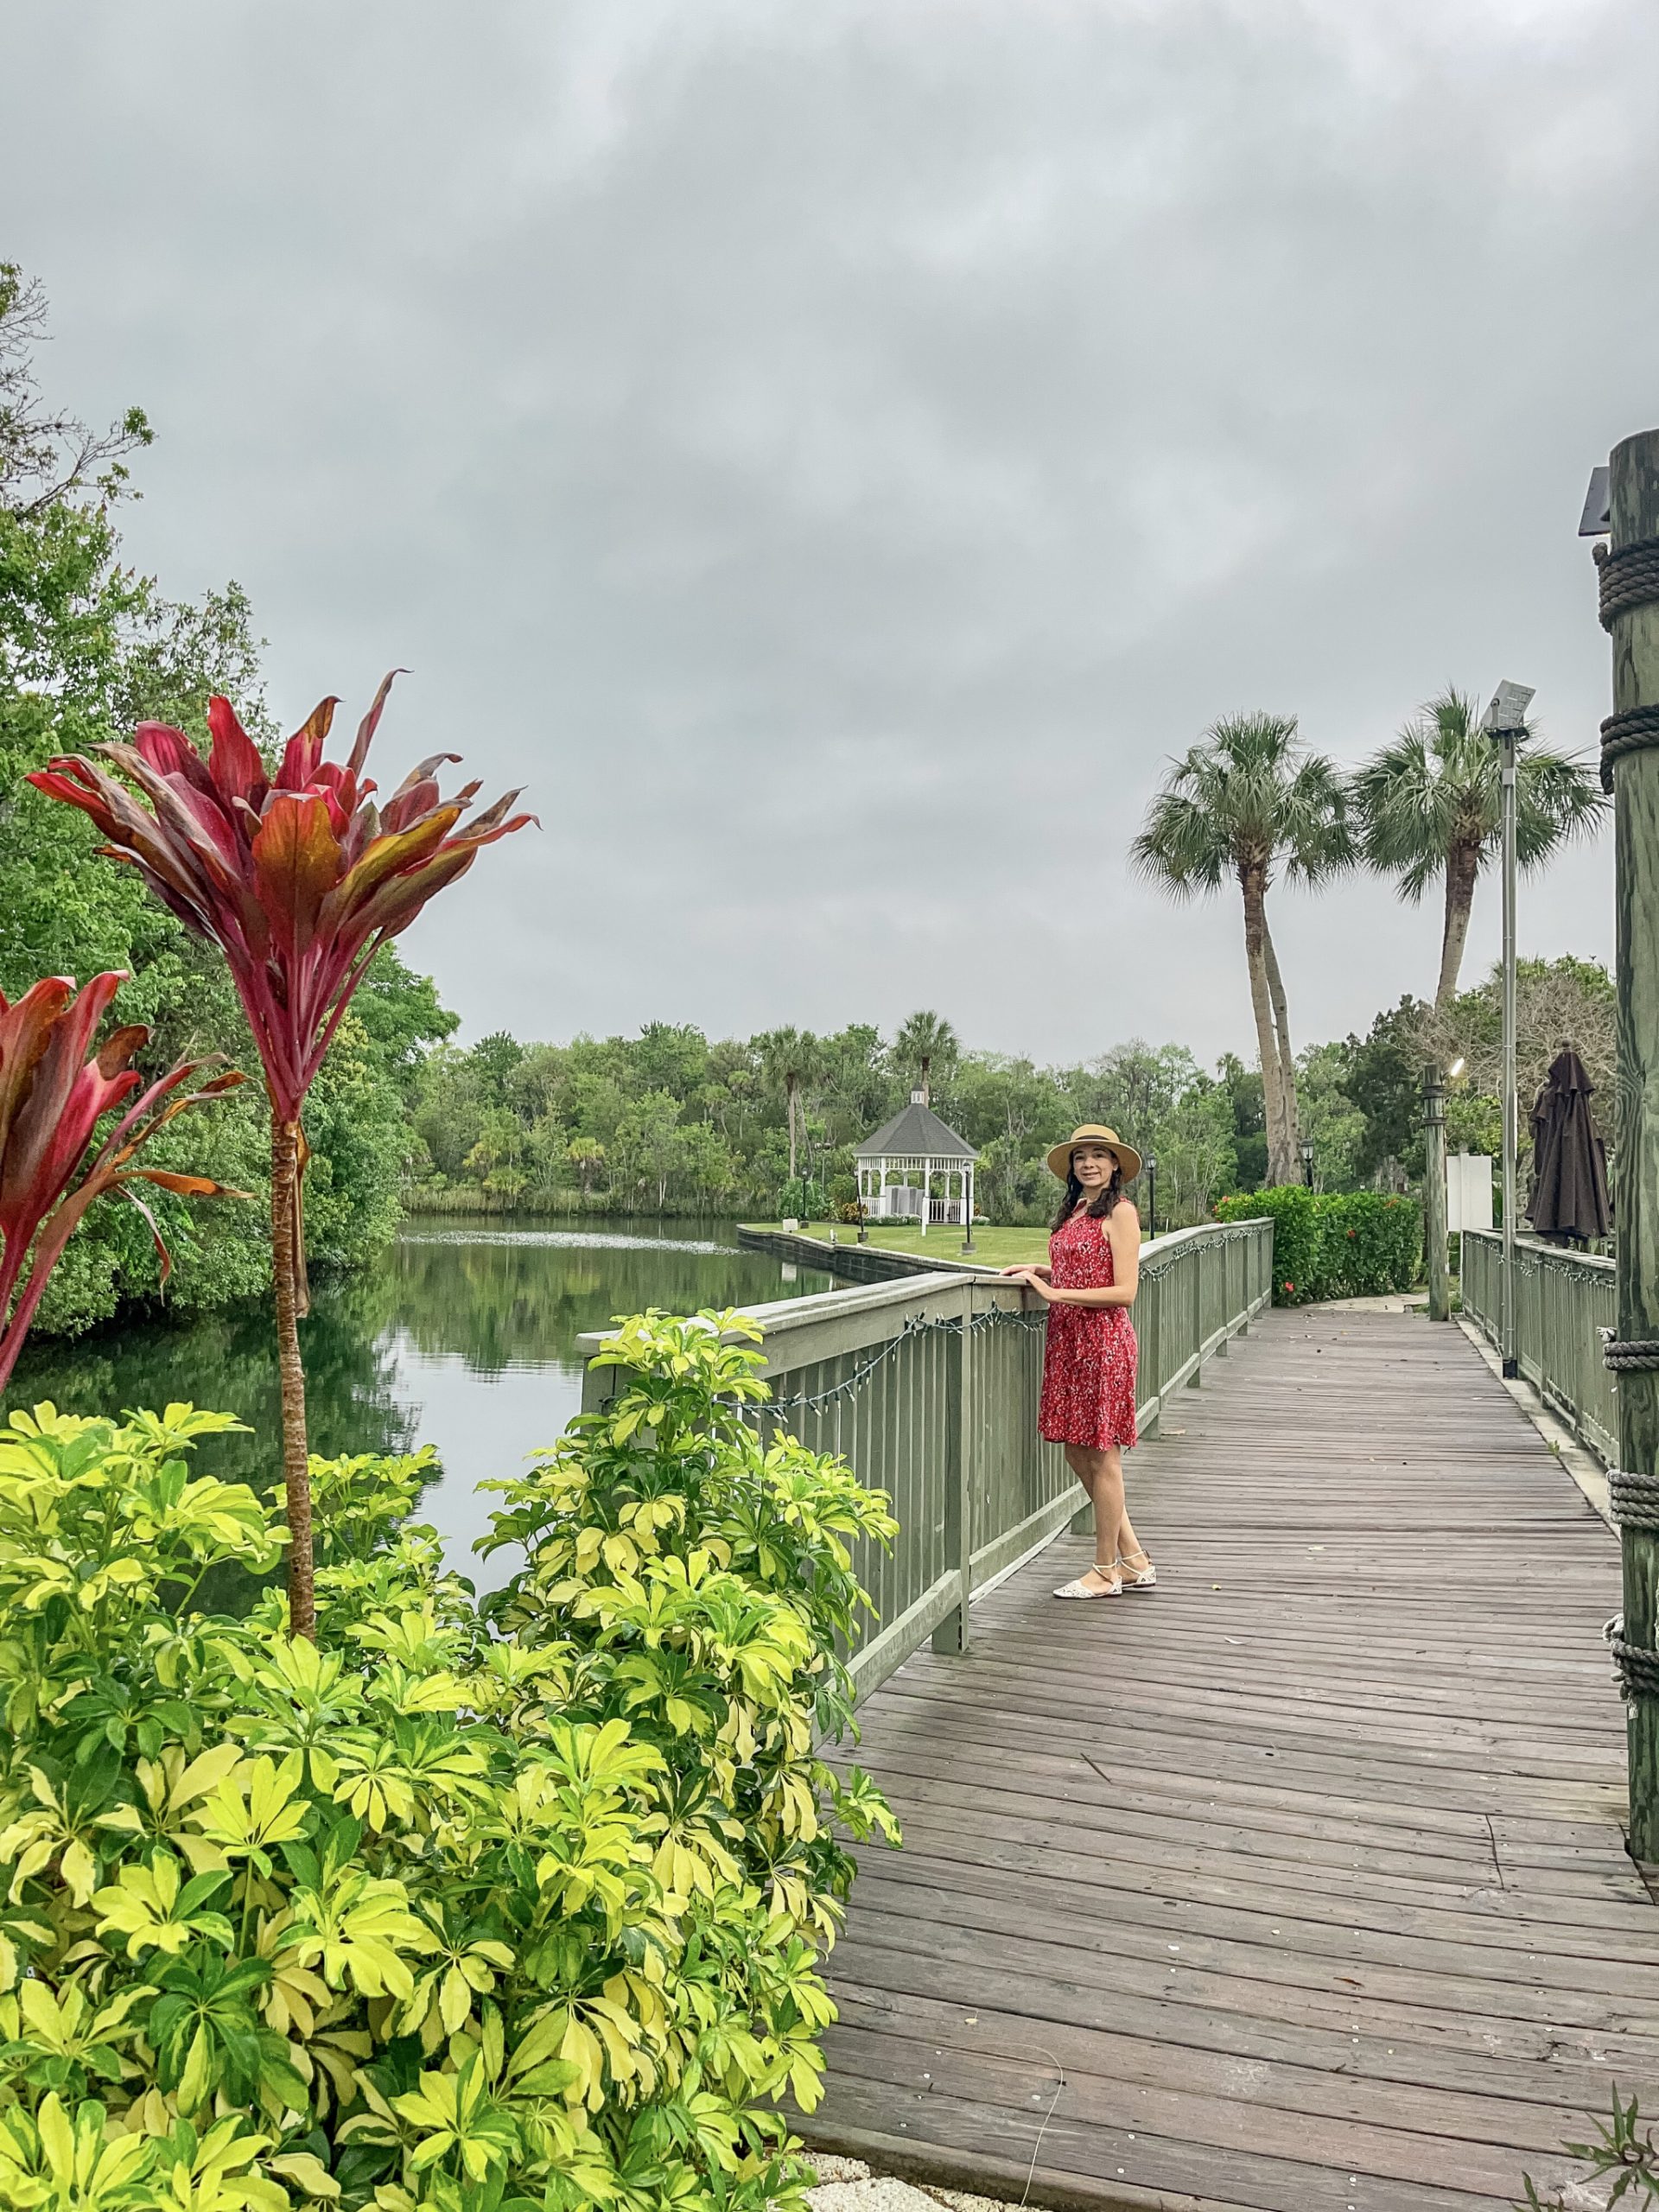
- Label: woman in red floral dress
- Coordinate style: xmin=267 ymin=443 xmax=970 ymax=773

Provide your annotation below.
xmin=1004 ymin=1124 xmax=1152 ymax=1600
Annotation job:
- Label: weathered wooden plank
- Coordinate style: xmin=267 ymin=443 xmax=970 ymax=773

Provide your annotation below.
xmin=810 ymin=1307 xmax=1647 ymax=2211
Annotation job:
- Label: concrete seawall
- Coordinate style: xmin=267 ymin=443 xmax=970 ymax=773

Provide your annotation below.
xmin=735 ymin=1224 xmax=989 ymax=1285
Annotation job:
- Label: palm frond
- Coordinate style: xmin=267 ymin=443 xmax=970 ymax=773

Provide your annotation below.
xmin=1130 ymin=789 xmax=1228 ymax=899
xmin=1514 ymin=750 xmax=1607 ymax=868
xmin=1352 ymin=688 xmax=1492 ymax=878
xmin=1281 ymin=753 xmax=1356 ymax=886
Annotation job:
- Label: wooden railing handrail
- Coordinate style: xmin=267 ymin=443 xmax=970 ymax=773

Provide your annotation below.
xmin=575 ymin=1216 xmax=1274 ymax=1370
xmin=1462 ymin=1226 xmax=1613 ymax=1274
xmin=1460 ymin=1227 xmax=1618 ymax=1471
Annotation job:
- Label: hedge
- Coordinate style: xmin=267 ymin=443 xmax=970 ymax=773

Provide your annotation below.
xmin=1214 ymin=1186 xmax=1422 ymax=1305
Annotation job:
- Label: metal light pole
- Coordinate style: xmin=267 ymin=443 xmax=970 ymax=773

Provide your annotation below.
xmin=1144 ymin=1153 xmax=1158 ymax=1239
xmin=1483 ymin=680 xmax=1535 ymax=1379
xmin=1300 ymin=1139 xmax=1314 ymax=1190
xmin=1421 ymin=1061 xmax=1449 ymax=1322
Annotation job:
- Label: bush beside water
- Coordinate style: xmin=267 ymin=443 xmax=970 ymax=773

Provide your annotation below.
xmin=1214 ymin=1187 xmax=1422 ymax=1305
xmin=0 ymin=1312 xmax=897 ymax=2209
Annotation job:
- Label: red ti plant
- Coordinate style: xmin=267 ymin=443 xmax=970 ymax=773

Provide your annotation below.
xmin=30 ymin=676 xmax=532 ymax=1636
xmin=0 ymin=972 xmax=245 ymax=1394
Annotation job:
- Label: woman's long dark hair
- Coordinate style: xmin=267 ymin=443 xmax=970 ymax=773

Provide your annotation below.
xmin=1051 ymin=1156 xmax=1128 ymax=1232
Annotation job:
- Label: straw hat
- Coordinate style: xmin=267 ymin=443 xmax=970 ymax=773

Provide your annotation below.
xmin=1045 ymin=1124 xmax=1143 ymax=1185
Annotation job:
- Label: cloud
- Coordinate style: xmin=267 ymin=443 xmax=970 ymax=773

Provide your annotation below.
xmin=4 ymin=0 xmax=1645 ymax=1064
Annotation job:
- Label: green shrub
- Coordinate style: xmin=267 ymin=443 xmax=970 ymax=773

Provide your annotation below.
xmin=1214 ymin=1188 xmax=1422 ymax=1304
xmin=0 ymin=1311 xmax=899 ymax=2209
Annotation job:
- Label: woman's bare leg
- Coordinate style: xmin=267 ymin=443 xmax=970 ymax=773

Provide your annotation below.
xmin=1064 ymin=1446 xmax=1122 ymax=1580
xmin=1066 ymin=1443 xmax=1147 ymax=1568
xmin=1103 ymin=1448 xmax=1145 ymax=1563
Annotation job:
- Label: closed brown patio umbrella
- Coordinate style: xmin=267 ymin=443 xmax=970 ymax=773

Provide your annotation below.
xmin=1528 ymin=1046 xmax=1611 ymax=1245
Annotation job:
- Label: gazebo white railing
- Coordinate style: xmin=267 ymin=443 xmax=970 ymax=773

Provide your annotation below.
xmin=855 ymin=1093 xmax=976 ymax=1236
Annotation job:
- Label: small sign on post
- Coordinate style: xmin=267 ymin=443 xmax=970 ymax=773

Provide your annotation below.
xmin=1446 ymin=1153 xmax=1495 ymax=1236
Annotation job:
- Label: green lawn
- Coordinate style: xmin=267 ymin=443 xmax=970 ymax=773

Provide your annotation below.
xmin=746 ymin=1220 xmax=1052 ymax=1268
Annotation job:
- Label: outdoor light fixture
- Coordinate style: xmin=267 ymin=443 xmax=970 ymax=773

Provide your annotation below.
xmin=1483 ymin=679 xmax=1535 ymax=1378
xmin=1580 ymin=466 xmax=1611 ymax=537
xmin=1481 ymin=679 xmax=1536 ymax=734
xmin=1144 ymin=1153 xmax=1158 ymax=1239
xmin=1300 ymin=1138 xmax=1315 ymax=1188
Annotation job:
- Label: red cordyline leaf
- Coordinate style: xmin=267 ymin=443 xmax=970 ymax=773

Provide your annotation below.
xmin=29 ymin=673 xmax=537 ymax=1122
xmin=0 ymin=972 xmax=248 ymax=1393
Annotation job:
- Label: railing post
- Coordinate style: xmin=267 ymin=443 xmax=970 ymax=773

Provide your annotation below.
xmin=931 ymin=1282 xmax=974 ymax=1656
xmin=1423 ymin=1063 xmax=1450 ymax=1322
xmin=1602 ymin=427 xmax=1659 ymax=1860
xmin=1187 ymin=1239 xmax=1203 ymax=1386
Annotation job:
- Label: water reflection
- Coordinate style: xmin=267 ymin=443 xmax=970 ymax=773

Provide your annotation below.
xmin=12 ymin=1219 xmax=830 ymax=1587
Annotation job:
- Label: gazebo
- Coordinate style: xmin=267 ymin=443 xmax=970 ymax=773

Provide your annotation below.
xmin=855 ymin=1092 xmax=977 ymax=1235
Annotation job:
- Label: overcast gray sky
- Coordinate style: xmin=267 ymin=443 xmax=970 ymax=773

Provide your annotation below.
xmin=5 ymin=0 xmax=1651 ymax=1065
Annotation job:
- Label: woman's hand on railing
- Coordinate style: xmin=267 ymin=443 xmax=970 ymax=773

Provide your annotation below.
xmin=1000 ymin=1262 xmax=1051 ymax=1280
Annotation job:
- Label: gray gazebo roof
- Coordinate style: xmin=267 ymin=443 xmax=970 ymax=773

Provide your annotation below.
xmin=855 ymin=1100 xmax=977 ymax=1163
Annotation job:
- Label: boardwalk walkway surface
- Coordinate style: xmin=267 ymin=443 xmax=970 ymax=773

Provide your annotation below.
xmin=811 ymin=1306 xmax=1656 ymax=2212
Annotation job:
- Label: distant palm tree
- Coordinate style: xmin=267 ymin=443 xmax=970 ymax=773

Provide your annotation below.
xmin=756 ymin=1027 xmax=817 ymax=1183
xmin=893 ymin=1010 xmax=959 ymax=1107
xmin=567 ymin=1136 xmax=605 ymax=1199
xmin=1133 ymin=714 xmax=1352 ymax=1186
xmin=1353 ymin=688 xmax=1605 ymax=1012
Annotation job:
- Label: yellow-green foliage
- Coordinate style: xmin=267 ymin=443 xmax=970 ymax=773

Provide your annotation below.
xmin=0 ymin=1311 xmax=899 ymax=2210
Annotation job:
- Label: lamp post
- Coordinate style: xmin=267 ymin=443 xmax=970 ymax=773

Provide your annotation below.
xmin=1482 ymin=678 xmax=1535 ymax=1379
xmin=1421 ymin=1061 xmax=1449 ymax=1322
xmin=960 ymin=1168 xmax=976 ymax=1255
xmin=1300 ymin=1139 xmax=1314 ymax=1190
xmin=1144 ymin=1153 xmax=1158 ymax=1239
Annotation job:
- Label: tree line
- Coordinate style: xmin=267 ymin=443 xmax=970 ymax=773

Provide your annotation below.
xmin=404 ymin=947 xmax=1613 ymax=1228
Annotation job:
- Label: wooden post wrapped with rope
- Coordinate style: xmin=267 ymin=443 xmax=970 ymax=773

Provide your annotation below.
xmin=1599 ymin=429 xmax=1659 ymax=1862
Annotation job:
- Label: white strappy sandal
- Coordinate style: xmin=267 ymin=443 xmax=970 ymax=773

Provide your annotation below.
xmin=1053 ymin=1563 xmax=1122 ymax=1600
xmin=1116 ymin=1549 xmax=1158 ymax=1590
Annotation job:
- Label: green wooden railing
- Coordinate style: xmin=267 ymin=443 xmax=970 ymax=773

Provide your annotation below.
xmin=581 ymin=1217 xmax=1273 ymax=1697
xmin=1461 ymin=1228 xmax=1618 ymax=1467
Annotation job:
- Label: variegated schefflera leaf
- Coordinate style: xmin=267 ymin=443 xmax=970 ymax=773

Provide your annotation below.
xmin=0 ymin=1313 xmax=900 ymax=2209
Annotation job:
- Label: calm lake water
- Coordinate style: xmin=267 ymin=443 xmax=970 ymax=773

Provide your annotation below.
xmin=12 ymin=1220 xmax=832 ymax=1591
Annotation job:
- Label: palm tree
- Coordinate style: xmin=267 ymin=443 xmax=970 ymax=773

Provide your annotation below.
xmin=893 ymin=1010 xmax=959 ymax=1107
xmin=568 ymin=1136 xmax=605 ymax=1199
xmin=1353 ymin=688 xmax=1605 ymax=1012
xmin=1133 ymin=713 xmax=1352 ymax=1185
xmin=756 ymin=1027 xmax=817 ymax=1183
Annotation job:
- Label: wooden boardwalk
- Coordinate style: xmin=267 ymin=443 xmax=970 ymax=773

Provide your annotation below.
xmin=811 ymin=1306 xmax=1656 ymax=2212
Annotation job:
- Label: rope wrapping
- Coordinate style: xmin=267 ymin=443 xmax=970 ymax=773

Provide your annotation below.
xmin=1609 ymin=1468 xmax=1659 ymax=1531
xmin=1601 ymin=1329 xmax=1659 ymax=1372
xmin=1590 ymin=540 xmax=1659 ymax=787
xmin=1612 ymin=1638 xmax=1659 ymax=1702
xmin=1596 ymin=536 xmax=1659 ymax=630
xmin=1599 ymin=705 xmax=1659 ymax=793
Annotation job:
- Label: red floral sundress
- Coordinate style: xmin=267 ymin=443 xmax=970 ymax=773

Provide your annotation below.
xmin=1038 ymin=1206 xmax=1138 ymax=1450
